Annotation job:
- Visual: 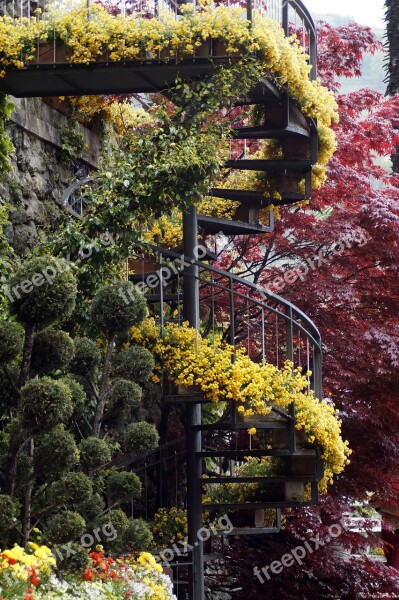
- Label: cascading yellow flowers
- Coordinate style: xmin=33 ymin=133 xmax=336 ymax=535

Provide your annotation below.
xmin=132 ymin=319 xmax=350 ymax=490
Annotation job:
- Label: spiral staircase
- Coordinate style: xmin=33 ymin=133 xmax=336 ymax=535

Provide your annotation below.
xmin=0 ymin=0 xmax=323 ymax=597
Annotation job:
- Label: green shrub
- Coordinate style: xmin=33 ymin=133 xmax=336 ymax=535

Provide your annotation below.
xmin=95 ymin=509 xmax=128 ymax=552
xmin=31 ymin=329 xmax=74 ymax=374
xmin=8 ymin=256 xmax=77 ymax=327
xmin=70 ymin=337 xmax=101 ymax=378
xmin=90 ymin=282 xmax=146 ymax=337
xmin=49 ymin=472 xmax=93 ymax=506
xmin=53 ymin=542 xmax=90 ymax=574
xmin=44 ymin=511 xmax=86 ymax=544
xmin=113 ymin=345 xmax=154 ymax=384
xmin=79 ymin=437 xmax=111 ymax=471
xmin=124 ymin=422 xmax=159 ymax=454
xmin=107 ymin=471 xmax=142 ymax=504
xmin=108 ymin=379 xmax=142 ymax=410
xmin=0 ymin=321 xmax=23 ymax=364
xmin=0 ymin=495 xmax=19 ymax=539
xmin=34 ymin=426 xmax=79 ymax=478
xmin=60 ymin=375 xmax=88 ymax=419
xmin=123 ymin=518 xmax=153 ymax=552
xmin=20 ymin=377 xmax=73 ymax=431
xmin=76 ymin=493 xmax=105 ymax=523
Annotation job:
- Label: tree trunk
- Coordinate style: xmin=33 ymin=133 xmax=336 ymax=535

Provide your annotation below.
xmin=19 ymin=322 xmax=35 ymax=387
xmin=92 ymin=334 xmax=115 ymax=437
xmin=22 ymin=438 xmax=34 ymax=548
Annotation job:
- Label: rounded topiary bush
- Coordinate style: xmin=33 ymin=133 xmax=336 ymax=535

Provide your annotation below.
xmin=76 ymin=493 xmax=105 ymax=523
xmin=53 ymin=541 xmax=90 ymax=574
xmin=70 ymin=337 xmax=101 ymax=377
xmin=60 ymin=376 xmax=87 ymax=420
xmin=34 ymin=426 xmax=79 ymax=478
xmin=108 ymin=379 xmax=142 ymax=410
xmin=124 ymin=422 xmax=159 ymax=454
xmin=20 ymin=377 xmax=73 ymax=431
xmin=31 ymin=329 xmax=74 ymax=374
xmin=95 ymin=509 xmax=129 ymax=551
xmin=0 ymin=321 xmax=23 ymax=364
xmin=90 ymin=282 xmax=146 ymax=337
xmin=79 ymin=437 xmax=111 ymax=472
xmin=8 ymin=256 xmax=77 ymax=327
xmin=123 ymin=518 xmax=153 ymax=552
xmin=44 ymin=511 xmax=86 ymax=545
xmin=50 ymin=472 xmax=93 ymax=506
xmin=107 ymin=471 xmax=142 ymax=504
xmin=113 ymin=345 xmax=154 ymax=384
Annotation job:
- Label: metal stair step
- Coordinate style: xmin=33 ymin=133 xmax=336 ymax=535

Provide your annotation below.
xmin=209 ymin=188 xmax=308 ymax=206
xmin=145 ymin=293 xmax=180 ymax=303
xmin=202 ymin=501 xmax=312 ymax=510
xmin=203 ymin=475 xmax=318 ymax=484
xmin=233 ymin=123 xmax=310 ymax=140
xmin=225 ymin=159 xmax=312 ymax=173
xmin=194 ymin=422 xmax=289 ymax=431
xmin=164 ymin=394 xmax=209 ymax=404
xmin=197 ymin=215 xmax=272 ymax=236
xmin=197 ymin=449 xmax=317 ymax=458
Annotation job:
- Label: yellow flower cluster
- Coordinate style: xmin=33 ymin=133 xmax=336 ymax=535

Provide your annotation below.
xmin=0 ymin=543 xmax=55 ymax=581
xmin=0 ymin=2 xmax=337 ymax=162
xmin=151 ymin=507 xmax=188 ymax=543
xmin=131 ymin=319 xmax=350 ymax=487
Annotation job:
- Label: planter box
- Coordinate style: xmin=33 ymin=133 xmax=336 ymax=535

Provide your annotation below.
xmin=36 ymin=41 xmax=68 ymax=64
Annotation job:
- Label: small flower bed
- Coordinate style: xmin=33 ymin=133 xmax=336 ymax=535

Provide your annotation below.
xmin=0 ymin=545 xmax=176 ymax=599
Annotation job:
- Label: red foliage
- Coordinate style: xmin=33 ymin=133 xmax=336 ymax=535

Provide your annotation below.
xmin=208 ymin=20 xmax=399 ymax=596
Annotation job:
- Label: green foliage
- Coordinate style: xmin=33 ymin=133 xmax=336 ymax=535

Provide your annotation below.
xmin=20 ymin=376 xmax=73 ymax=431
xmin=113 ymin=345 xmax=154 ymax=384
xmin=107 ymin=471 xmax=142 ymax=504
xmin=90 ymin=282 xmax=146 ymax=337
xmin=123 ymin=518 xmax=153 ymax=552
xmin=58 ymin=120 xmax=85 ymax=167
xmin=0 ymin=199 xmax=15 ymax=318
xmin=0 ymin=94 xmax=14 ymax=176
xmin=7 ymin=256 xmax=77 ymax=328
xmin=79 ymin=437 xmax=111 ymax=471
xmin=124 ymin=422 xmax=159 ymax=454
xmin=106 ymin=379 xmax=142 ymax=428
xmin=53 ymin=541 xmax=90 ymax=574
xmin=95 ymin=509 xmax=128 ymax=551
xmin=34 ymin=426 xmax=80 ymax=478
xmin=60 ymin=375 xmax=88 ymax=420
xmin=0 ymin=494 xmax=19 ymax=538
xmin=44 ymin=511 xmax=86 ymax=544
xmin=70 ymin=337 xmax=101 ymax=378
xmin=52 ymin=61 xmax=264 ymax=295
xmin=76 ymin=493 xmax=105 ymax=523
xmin=50 ymin=472 xmax=93 ymax=506
xmin=0 ymin=321 xmax=23 ymax=364
xmin=31 ymin=329 xmax=74 ymax=374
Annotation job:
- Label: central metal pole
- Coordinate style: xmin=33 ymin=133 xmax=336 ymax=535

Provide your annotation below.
xmin=183 ymin=205 xmax=204 ymax=600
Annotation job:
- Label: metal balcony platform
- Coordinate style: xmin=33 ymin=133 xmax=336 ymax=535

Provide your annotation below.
xmin=0 ymin=57 xmax=237 ymax=97
xmin=197 ymin=215 xmax=273 ymax=235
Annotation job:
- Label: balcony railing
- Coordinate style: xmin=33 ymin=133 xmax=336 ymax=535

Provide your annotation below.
xmin=0 ymin=0 xmax=317 ymax=79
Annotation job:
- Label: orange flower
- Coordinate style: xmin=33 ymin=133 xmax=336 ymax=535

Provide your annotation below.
xmin=83 ymin=567 xmax=95 ymax=581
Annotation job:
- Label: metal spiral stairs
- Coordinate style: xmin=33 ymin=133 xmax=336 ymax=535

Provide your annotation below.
xmin=0 ymin=0 xmax=323 ymax=597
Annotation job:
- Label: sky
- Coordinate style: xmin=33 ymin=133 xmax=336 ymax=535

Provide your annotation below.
xmin=304 ymin=0 xmax=385 ymax=29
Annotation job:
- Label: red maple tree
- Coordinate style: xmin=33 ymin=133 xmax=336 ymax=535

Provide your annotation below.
xmin=209 ymin=21 xmax=399 ymax=597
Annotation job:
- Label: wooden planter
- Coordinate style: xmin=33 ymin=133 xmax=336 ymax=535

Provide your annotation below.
xmin=128 ymin=255 xmax=159 ymax=276
xmin=36 ymin=41 xmax=68 ymax=64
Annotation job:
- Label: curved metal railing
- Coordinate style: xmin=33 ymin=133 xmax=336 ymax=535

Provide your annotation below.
xmin=0 ymin=0 xmax=317 ymax=79
xmin=133 ymin=243 xmax=322 ymax=400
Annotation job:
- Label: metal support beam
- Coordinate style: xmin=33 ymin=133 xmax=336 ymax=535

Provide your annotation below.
xmin=183 ymin=205 xmax=204 ymax=600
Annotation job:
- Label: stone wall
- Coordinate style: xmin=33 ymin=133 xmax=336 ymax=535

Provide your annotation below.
xmin=1 ymin=96 xmax=101 ymax=256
